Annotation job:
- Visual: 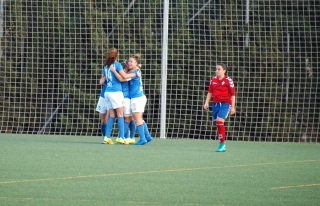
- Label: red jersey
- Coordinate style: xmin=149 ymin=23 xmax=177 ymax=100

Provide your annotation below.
xmin=208 ymin=76 xmax=236 ymax=105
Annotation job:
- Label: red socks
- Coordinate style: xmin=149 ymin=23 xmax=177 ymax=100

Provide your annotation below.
xmin=216 ymin=121 xmax=226 ymax=143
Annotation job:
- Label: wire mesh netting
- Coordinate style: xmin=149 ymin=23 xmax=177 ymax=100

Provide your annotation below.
xmin=0 ymin=0 xmax=319 ymax=142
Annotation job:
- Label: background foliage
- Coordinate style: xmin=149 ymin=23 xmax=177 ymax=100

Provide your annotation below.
xmin=0 ymin=0 xmax=319 ymax=142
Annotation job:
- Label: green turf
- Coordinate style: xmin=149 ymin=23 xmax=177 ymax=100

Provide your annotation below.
xmin=0 ymin=134 xmax=319 ymax=206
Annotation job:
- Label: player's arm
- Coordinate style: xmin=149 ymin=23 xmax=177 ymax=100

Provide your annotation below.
xmin=203 ymin=92 xmax=212 ymax=110
xmin=132 ymin=68 xmax=142 ymax=78
xmin=227 ymin=77 xmax=236 ymax=115
xmin=204 ymin=79 xmax=213 ymax=110
xmin=230 ymin=95 xmax=236 ymax=115
xmin=99 ymin=75 xmax=105 ymax=85
xmin=109 ymin=65 xmax=131 ymax=82
xmin=118 ymin=69 xmax=137 ymax=79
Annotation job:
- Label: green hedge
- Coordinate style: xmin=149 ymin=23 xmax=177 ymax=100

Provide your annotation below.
xmin=0 ymin=0 xmax=319 ymax=142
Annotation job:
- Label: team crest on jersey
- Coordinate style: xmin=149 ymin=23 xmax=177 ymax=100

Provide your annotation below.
xmin=222 ymin=81 xmax=225 ymax=85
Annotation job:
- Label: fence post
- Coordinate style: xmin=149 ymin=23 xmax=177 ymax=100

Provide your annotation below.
xmin=160 ymin=0 xmax=169 ymax=139
xmin=0 ymin=0 xmax=4 ymax=59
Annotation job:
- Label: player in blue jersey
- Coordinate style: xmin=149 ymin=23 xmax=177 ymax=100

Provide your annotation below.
xmin=126 ymin=54 xmax=153 ymax=145
xmin=108 ymin=63 xmax=135 ymax=144
xmin=102 ymin=48 xmax=137 ymax=144
xmin=95 ymin=67 xmax=111 ymax=143
xmin=109 ymin=59 xmax=143 ymax=145
xmin=123 ymin=60 xmax=141 ymax=143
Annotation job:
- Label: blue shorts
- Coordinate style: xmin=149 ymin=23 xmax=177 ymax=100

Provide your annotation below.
xmin=212 ymin=102 xmax=231 ymax=122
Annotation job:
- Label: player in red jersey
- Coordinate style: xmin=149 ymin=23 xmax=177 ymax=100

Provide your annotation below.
xmin=203 ymin=63 xmax=236 ymax=152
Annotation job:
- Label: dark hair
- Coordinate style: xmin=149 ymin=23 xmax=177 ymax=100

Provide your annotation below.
xmin=104 ymin=48 xmax=118 ymax=67
xmin=217 ymin=63 xmax=228 ymax=75
xmin=121 ymin=61 xmax=129 ymax=72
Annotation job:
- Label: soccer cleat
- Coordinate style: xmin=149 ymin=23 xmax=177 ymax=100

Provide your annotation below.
xmin=135 ymin=139 xmax=147 ymax=145
xmin=102 ymin=137 xmax=114 ymax=145
xmin=124 ymin=138 xmax=135 ymax=145
xmin=215 ymin=143 xmax=226 ymax=152
xmin=116 ymin=137 xmax=125 ymax=144
xmin=146 ymin=136 xmax=153 ymax=143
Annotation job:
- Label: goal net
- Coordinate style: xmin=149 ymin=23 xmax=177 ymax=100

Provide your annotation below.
xmin=0 ymin=0 xmax=319 ymax=143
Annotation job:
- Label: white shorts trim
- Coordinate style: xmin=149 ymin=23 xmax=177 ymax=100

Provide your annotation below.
xmin=95 ymin=97 xmax=108 ymax=114
xmin=105 ymin=91 xmax=124 ymax=109
xmin=131 ymin=95 xmax=147 ymax=113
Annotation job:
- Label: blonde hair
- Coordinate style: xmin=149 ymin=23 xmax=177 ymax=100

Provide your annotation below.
xmin=104 ymin=48 xmax=119 ymax=67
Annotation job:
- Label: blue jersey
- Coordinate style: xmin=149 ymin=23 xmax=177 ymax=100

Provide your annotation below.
xmin=122 ymin=81 xmax=130 ymax=98
xmin=105 ymin=62 xmax=123 ymax=92
xmin=100 ymin=68 xmax=107 ymax=98
xmin=129 ymin=69 xmax=144 ymax=98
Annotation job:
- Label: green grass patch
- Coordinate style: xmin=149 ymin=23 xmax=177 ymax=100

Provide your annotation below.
xmin=1 ymin=134 xmax=319 ymax=206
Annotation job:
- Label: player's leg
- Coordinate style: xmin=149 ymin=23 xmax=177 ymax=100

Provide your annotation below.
xmin=124 ymin=117 xmax=131 ymax=138
xmin=132 ymin=112 xmax=146 ymax=145
xmin=123 ymin=98 xmax=133 ymax=144
xmin=115 ymin=107 xmax=125 ymax=144
xmin=131 ymin=96 xmax=149 ymax=145
xmin=104 ymin=109 xmax=110 ymax=136
xmin=105 ymin=109 xmax=115 ymax=135
xmin=215 ymin=103 xmax=231 ymax=152
xmin=101 ymin=96 xmax=114 ymax=145
xmin=143 ymin=120 xmax=153 ymax=142
xmin=123 ymin=119 xmax=137 ymax=145
xmin=141 ymin=96 xmax=152 ymax=142
xmin=100 ymin=113 xmax=106 ymax=136
xmin=124 ymin=116 xmax=136 ymax=145
xmin=108 ymin=91 xmax=125 ymax=144
xmin=95 ymin=97 xmax=107 ymax=138
xmin=129 ymin=120 xmax=136 ymax=138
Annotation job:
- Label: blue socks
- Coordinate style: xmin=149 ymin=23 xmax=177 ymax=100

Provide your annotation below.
xmin=143 ymin=122 xmax=151 ymax=138
xmin=105 ymin=117 xmax=115 ymax=137
xmin=104 ymin=119 xmax=151 ymax=145
xmin=124 ymin=121 xmax=129 ymax=138
xmin=135 ymin=125 xmax=147 ymax=145
xmin=100 ymin=123 xmax=106 ymax=136
xmin=136 ymin=125 xmax=145 ymax=140
xmin=130 ymin=120 xmax=136 ymax=138
xmin=143 ymin=122 xmax=153 ymax=142
xmin=117 ymin=117 xmax=125 ymax=138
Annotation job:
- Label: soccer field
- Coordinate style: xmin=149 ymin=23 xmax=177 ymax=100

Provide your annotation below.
xmin=1 ymin=134 xmax=319 ymax=206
